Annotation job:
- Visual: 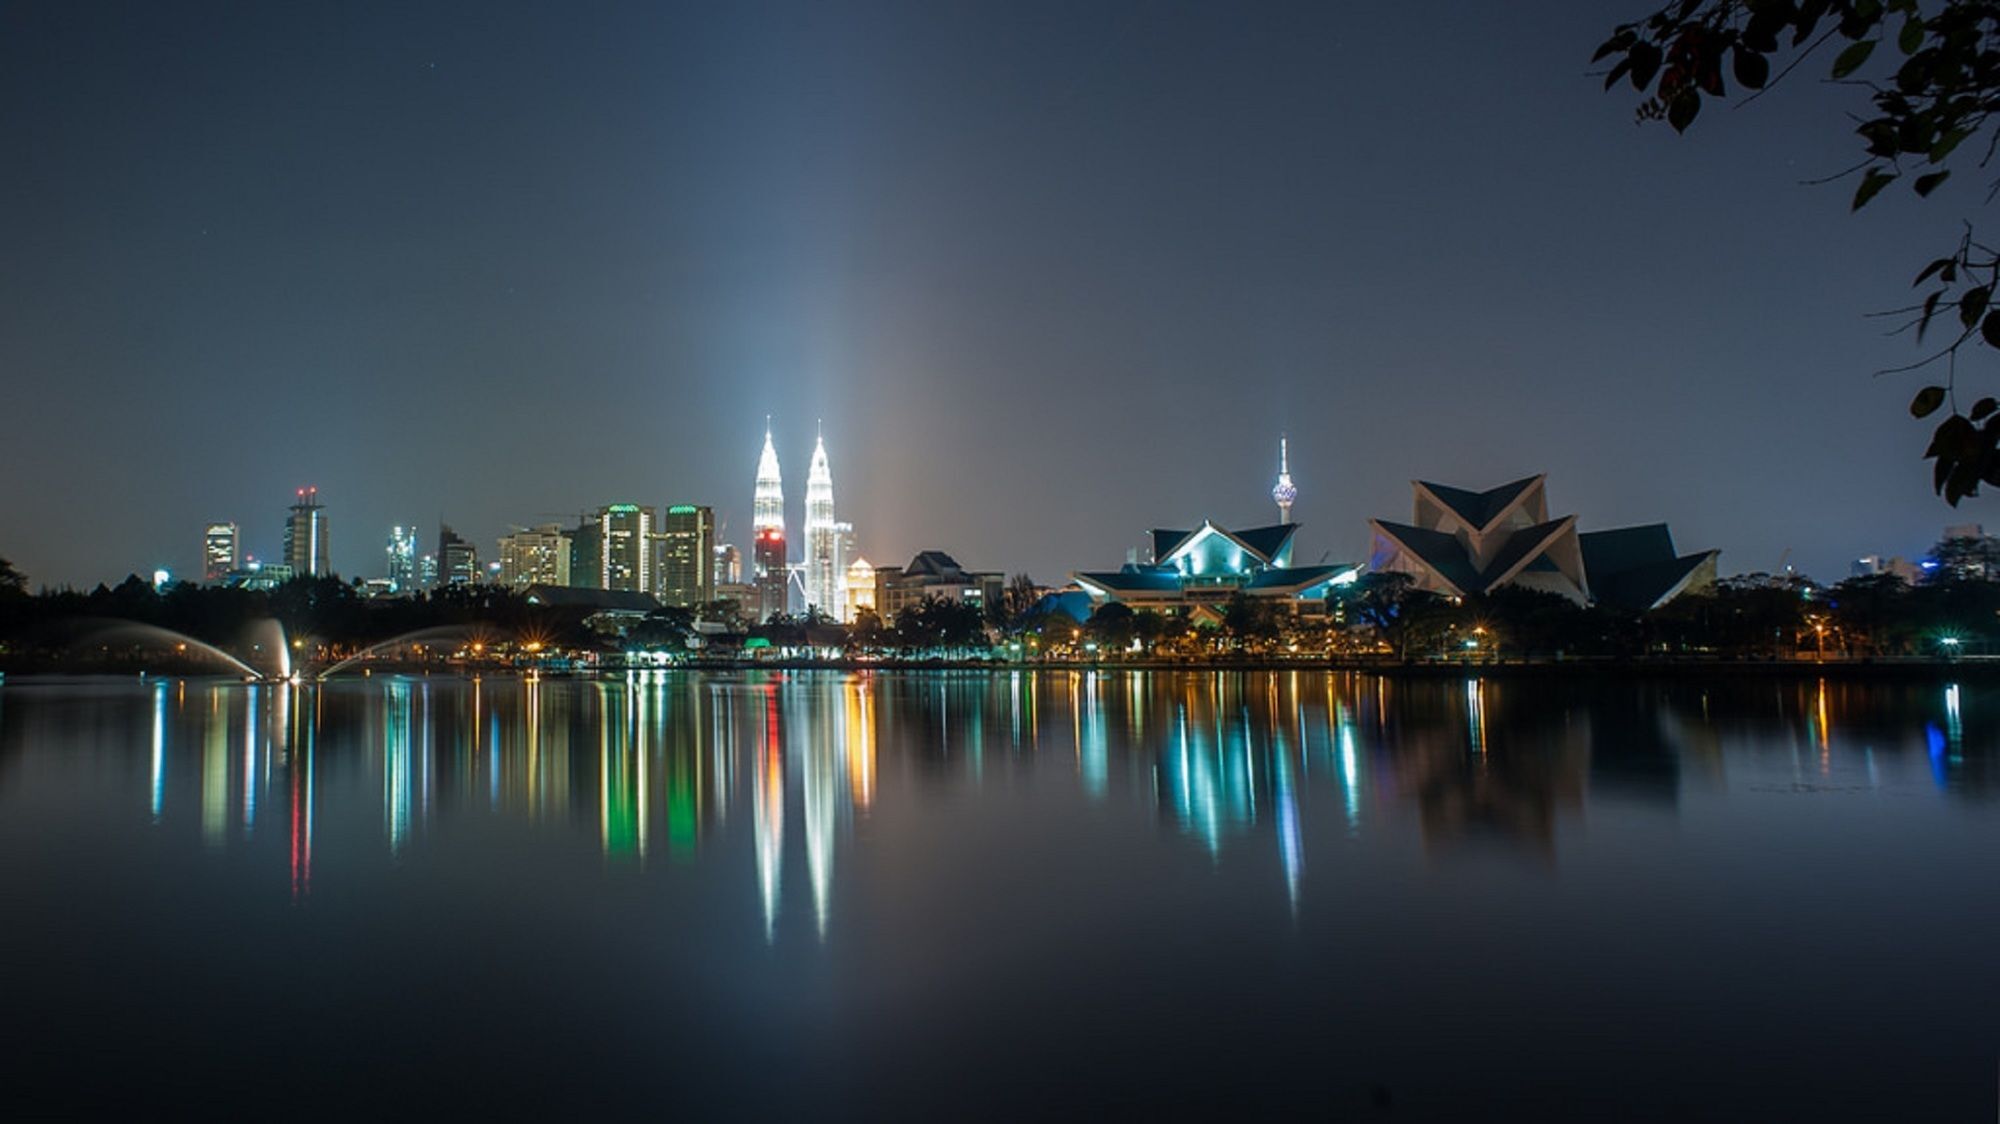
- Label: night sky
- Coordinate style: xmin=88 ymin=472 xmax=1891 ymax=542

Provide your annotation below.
xmin=3 ymin=1 xmax=1991 ymax=589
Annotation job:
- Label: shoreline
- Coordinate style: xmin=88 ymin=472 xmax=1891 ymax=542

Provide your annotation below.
xmin=6 ymin=656 xmax=1997 ymax=682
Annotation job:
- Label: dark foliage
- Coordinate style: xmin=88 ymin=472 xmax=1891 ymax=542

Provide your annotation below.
xmin=1598 ymin=1 xmax=2000 ymax=500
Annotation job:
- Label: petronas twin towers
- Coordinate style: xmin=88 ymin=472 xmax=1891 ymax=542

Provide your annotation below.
xmin=752 ymin=421 xmax=852 ymax=622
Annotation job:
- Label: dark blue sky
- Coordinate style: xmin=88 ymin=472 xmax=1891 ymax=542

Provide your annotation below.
xmin=2 ymin=1 xmax=1989 ymax=588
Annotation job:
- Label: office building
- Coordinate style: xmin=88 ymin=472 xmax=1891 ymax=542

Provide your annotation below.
xmin=386 ymin=525 xmax=418 ymax=592
xmin=656 ymin=504 xmax=715 ymax=608
xmin=499 ymin=524 xmax=572 ymax=588
xmin=753 ymin=426 xmax=787 ymax=621
xmin=438 ymin=524 xmax=478 ymax=587
xmin=283 ymin=486 xmax=329 ymax=578
xmin=803 ymin=429 xmax=845 ymax=620
xmin=599 ymin=503 xmax=654 ymax=593
xmin=203 ymin=522 xmax=239 ymax=583
xmin=714 ymin=543 xmax=741 ymax=588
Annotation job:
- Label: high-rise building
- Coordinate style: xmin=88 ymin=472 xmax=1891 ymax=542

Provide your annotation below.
xmin=571 ymin=514 xmax=602 ymax=590
xmin=714 ymin=543 xmax=741 ymax=587
xmin=438 ymin=524 xmax=478 ymax=587
xmin=499 ymin=524 xmax=571 ymax=588
xmin=599 ymin=504 xmax=654 ymax=593
xmin=203 ymin=522 xmax=239 ymax=583
xmin=283 ymin=487 xmax=329 ymax=577
xmin=386 ymin=525 xmax=418 ymax=591
xmin=656 ymin=504 xmax=715 ymax=608
xmin=419 ymin=553 xmax=438 ymax=589
xmin=753 ymin=425 xmax=787 ymax=622
xmin=803 ymin=427 xmax=846 ymax=621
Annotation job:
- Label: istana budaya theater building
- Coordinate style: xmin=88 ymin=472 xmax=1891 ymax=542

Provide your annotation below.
xmin=1367 ymin=475 xmax=1718 ymax=610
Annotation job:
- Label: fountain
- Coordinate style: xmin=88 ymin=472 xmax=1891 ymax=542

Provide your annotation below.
xmin=69 ymin=620 xmax=265 ymax=679
xmin=317 ymin=625 xmax=487 ymax=680
xmin=243 ymin=618 xmax=293 ymax=680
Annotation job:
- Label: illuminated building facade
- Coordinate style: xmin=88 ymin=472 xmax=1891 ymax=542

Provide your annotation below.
xmin=386 ymin=525 xmax=418 ymax=591
xmin=499 ymin=524 xmax=571 ymax=588
xmin=753 ymin=426 xmax=787 ymax=621
xmin=1073 ymin=521 xmax=1359 ymax=615
xmin=598 ymin=503 xmax=654 ymax=593
xmin=875 ymin=551 xmax=1004 ymax=620
xmin=714 ymin=543 xmax=741 ymax=587
xmin=656 ymin=504 xmax=715 ymax=608
xmin=845 ymin=557 xmax=876 ymax=621
xmin=1366 ymin=475 xmax=1719 ymax=610
xmin=438 ymin=524 xmax=478 ymax=587
xmin=283 ymin=487 xmax=328 ymax=578
xmin=203 ymin=522 xmax=239 ymax=583
xmin=804 ymin=430 xmax=844 ymax=620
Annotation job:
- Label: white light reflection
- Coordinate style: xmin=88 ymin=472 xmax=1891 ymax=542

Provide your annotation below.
xmin=150 ymin=679 xmax=167 ymax=821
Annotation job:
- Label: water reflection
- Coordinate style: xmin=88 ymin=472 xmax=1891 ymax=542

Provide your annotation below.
xmin=8 ymin=670 xmax=1999 ymax=932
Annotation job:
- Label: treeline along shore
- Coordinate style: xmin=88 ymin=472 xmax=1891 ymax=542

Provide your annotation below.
xmin=3 ymin=551 xmax=1999 ymax=677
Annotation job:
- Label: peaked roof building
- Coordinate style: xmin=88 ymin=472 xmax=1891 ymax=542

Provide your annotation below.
xmin=1074 ymin=520 xmax=1359 ymax=612
xmin=1367 ymin=475 xmax=1717 ymax=610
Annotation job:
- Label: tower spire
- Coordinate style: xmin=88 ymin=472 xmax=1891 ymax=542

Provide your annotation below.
xmin=1272 ymin=435 xmax=1297 ymax=524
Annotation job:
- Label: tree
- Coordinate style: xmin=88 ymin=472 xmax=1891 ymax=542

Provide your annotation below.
xmin=1086 ymin=601 xmax=1137 ymax=652
xmin=990 ymin=572 xmax=1042 ymax=630
xmin=1924 ymin=531 xmax=2000 ymax=580
xmin=1597 ymin=1 xmax=2000 ymax=500
xmin=0 ymin=557 xmax=25 ymax=598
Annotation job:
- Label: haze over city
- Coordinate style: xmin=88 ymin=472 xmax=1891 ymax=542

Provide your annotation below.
xmin=3 ymin=1 xmax=1989 ymax=587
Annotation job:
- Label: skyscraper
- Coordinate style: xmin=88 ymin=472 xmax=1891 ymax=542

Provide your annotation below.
xmin=803 ymin=426 xmax=843 ymax=620
xmin=656 ymin=504 xmax=715 ymax=608
xmin=438 ymin=524 xmax=478 ymax=586
xmin=598 ymin=503 xmax=654 ymax=593
xmin=499 ymin=524 xmax=571 ymax=588
xmin=386 ymin=525 xmax=418 ymax=591
xmin=753 ymin=424 xmax=787 ymax=622
xmin=283 ymin=487 xmax=329 ymax=577
xmin=714 ymin=543 xmax=741 ymax=587
xmin=203 ymin=522 xmax=239 ymax=583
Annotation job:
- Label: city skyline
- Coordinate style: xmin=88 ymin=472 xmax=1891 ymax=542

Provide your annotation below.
xmin=5 ymin=2 xmax=1998 ymax=590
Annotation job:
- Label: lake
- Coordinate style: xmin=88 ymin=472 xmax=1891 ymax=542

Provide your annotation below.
xmin=1 ymin=670 xmax=1995 ymax=1118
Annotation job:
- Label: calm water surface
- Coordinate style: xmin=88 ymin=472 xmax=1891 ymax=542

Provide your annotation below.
xmin=2 ymin=670 xmax=1997 ymax=1118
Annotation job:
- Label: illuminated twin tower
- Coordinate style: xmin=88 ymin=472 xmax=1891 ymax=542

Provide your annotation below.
xmin=752 ymin=421 xmax=853 ymax=622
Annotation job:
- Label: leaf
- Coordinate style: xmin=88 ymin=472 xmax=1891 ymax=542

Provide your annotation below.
xmin=1972 ymin=398 xmax=1998 ymax=421
xmin=1832 ymin=38 xmax=1877 ymax=79
xmin=1899 ymin=17 xmax=1924 ymax=54
xmin=1852 ymin=168 xmax=1895 ymax=209
xmin=1912 ymin=385 xmax=1947 ymax=418
xmin=1915 ymin=170 xmax=1951 ymax=196
xmin=1931 ymin=127 xmax=1972 ymax=162
xmin=1667 ymin=90 xmax=1701 ymax=133
xmin=1916 ymin=257 xmax=1955 ymax=285
xmin=1603 ymin=59 xmax=1633 ymax=90
xmin=1984 ymin=309 xmax=2000 ymax=348
xmin=1921 ymin=289 xmax=1944 ymax=340
xmin=1961 ymin=285 xmax=1989 ymax=329
xmin=1732 ymin=47 xmax=1770 ymax=89
xmin=1630 ymin=42 xmax=1662 ymax=90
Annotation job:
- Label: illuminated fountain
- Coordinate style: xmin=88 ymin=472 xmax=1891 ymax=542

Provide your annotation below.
xmin=244 ymin=618 xmax=293 ymax=681
xmin=316 ymin=625 xmax=487 ymax=680
xmin=71 ymin=620 xmax=264 ymax=679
